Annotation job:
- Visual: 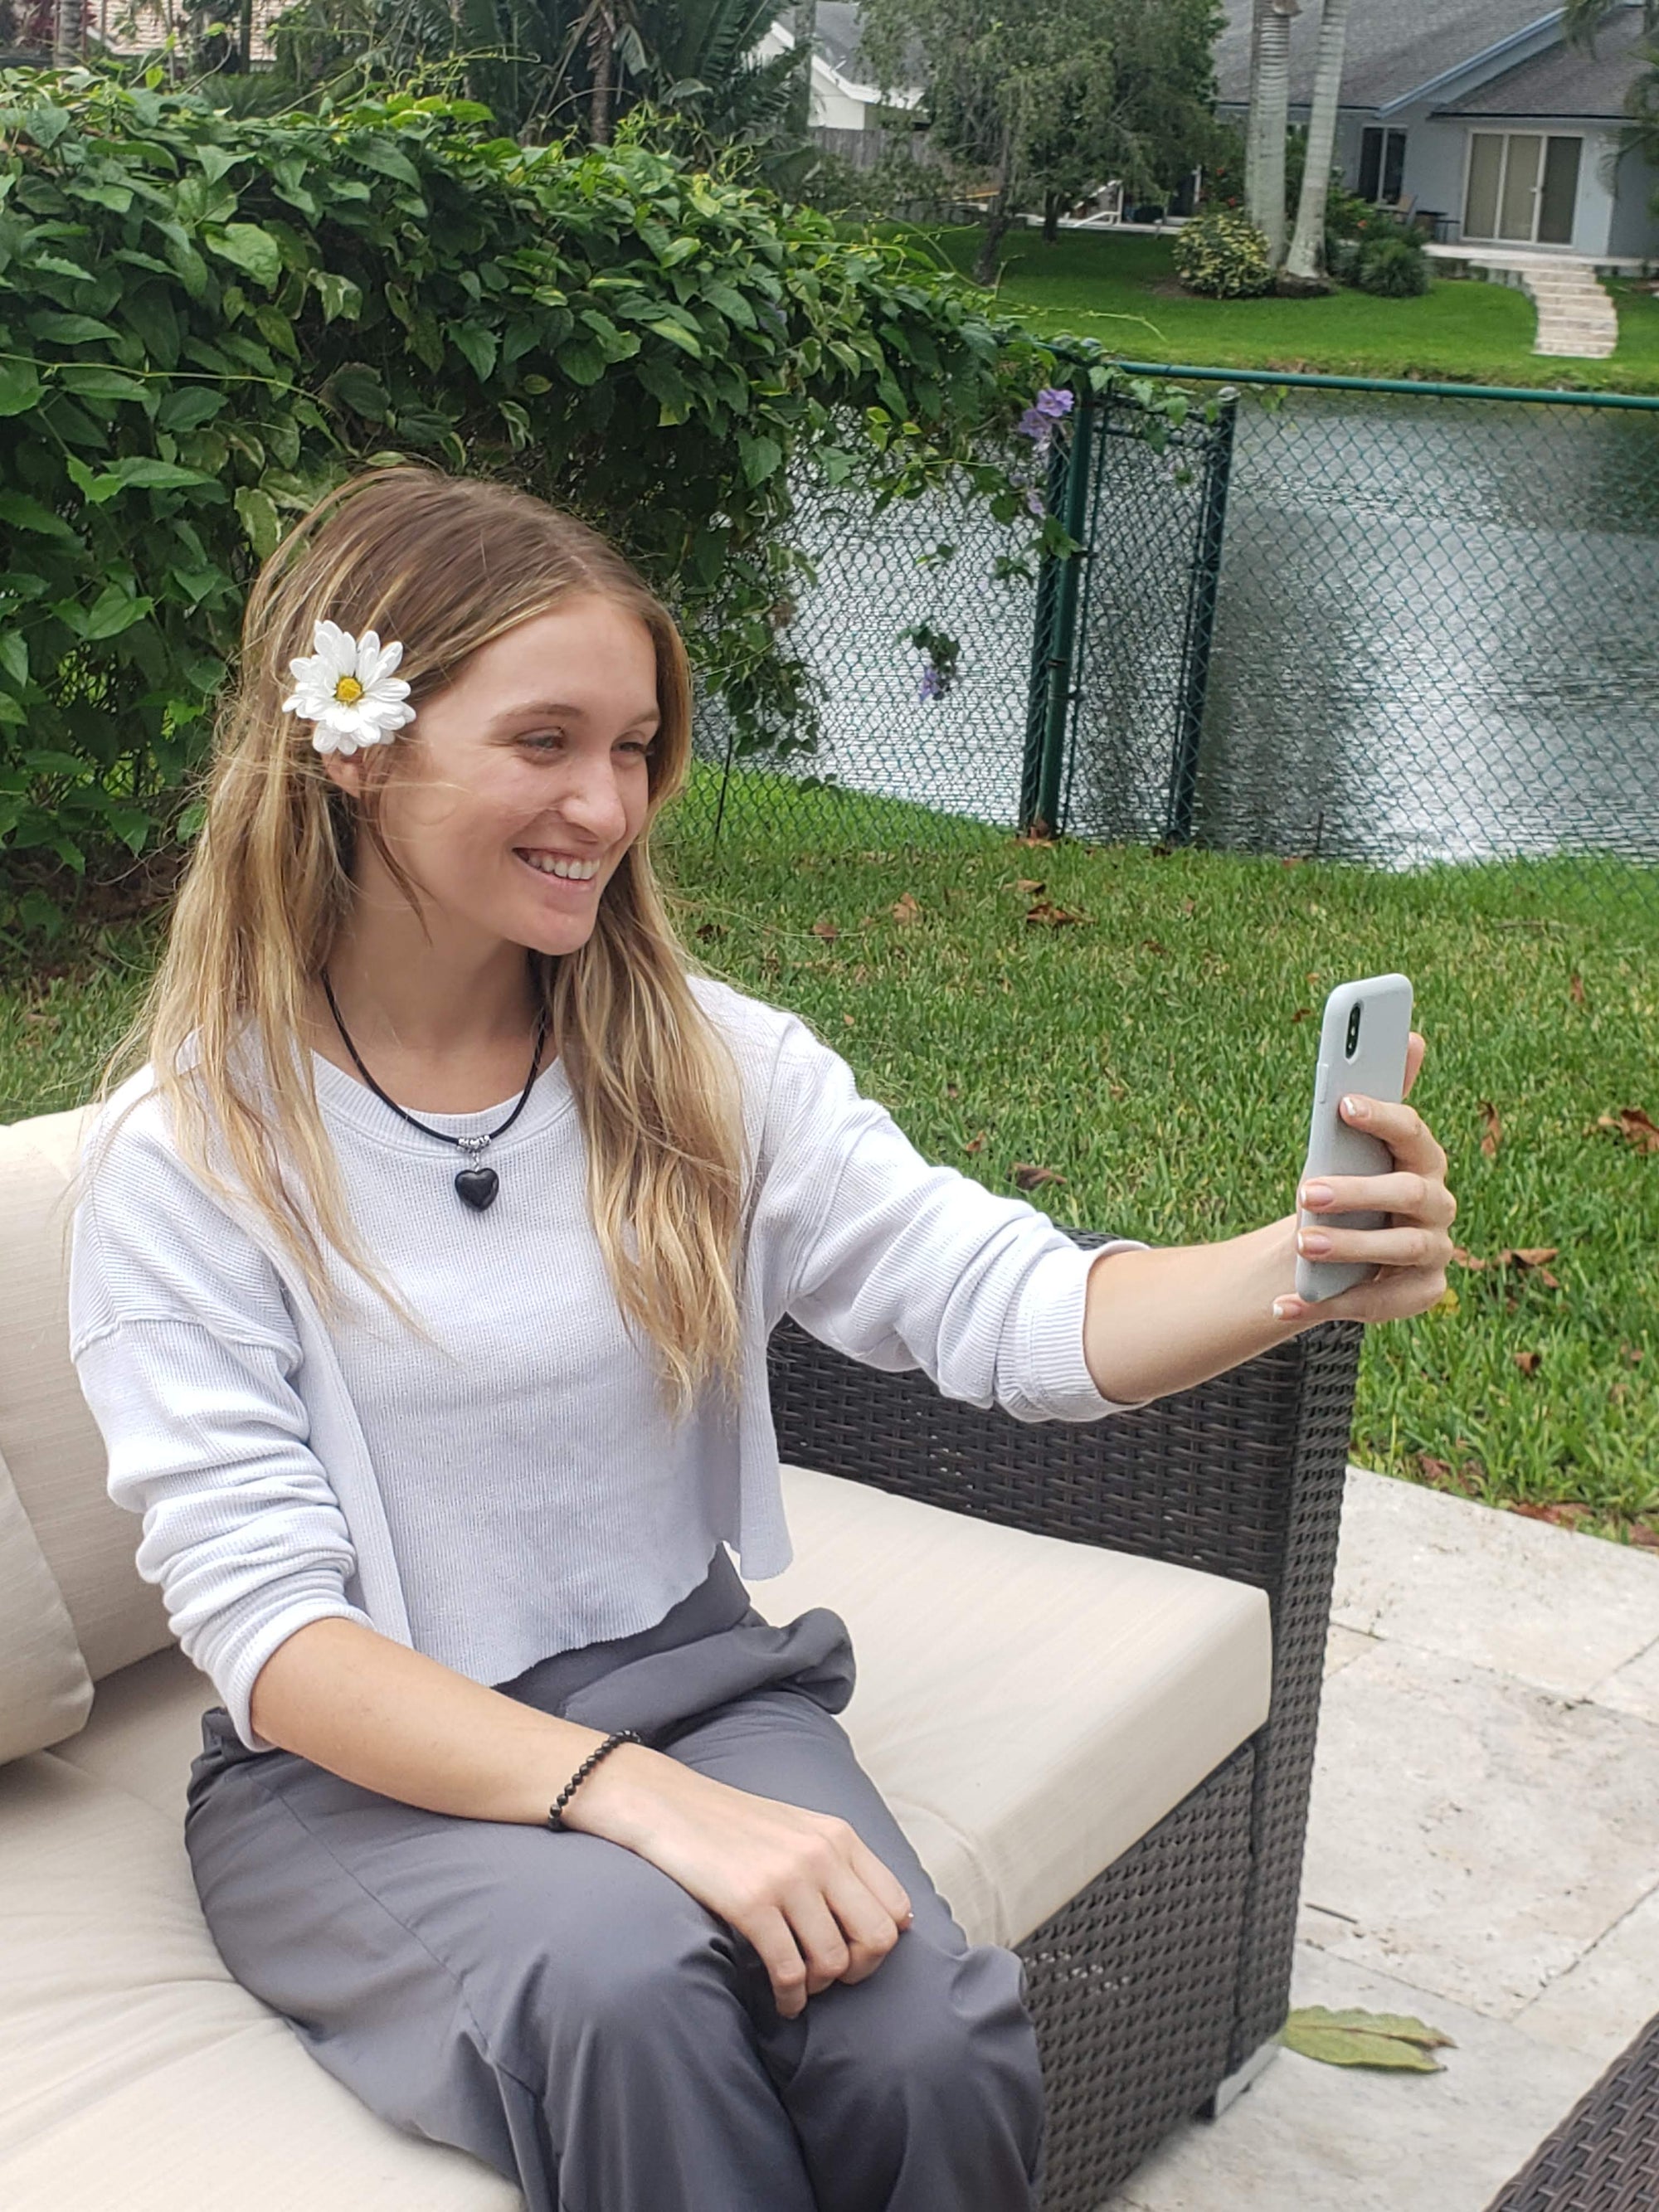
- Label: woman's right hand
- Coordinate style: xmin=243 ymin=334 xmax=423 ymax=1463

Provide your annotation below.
xmin=561 ymin=1743 xmax=914 ymax=2019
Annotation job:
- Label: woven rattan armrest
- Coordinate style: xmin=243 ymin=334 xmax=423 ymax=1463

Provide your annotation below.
xmin=766 ymin=1225 xmax=1365 ymax=2081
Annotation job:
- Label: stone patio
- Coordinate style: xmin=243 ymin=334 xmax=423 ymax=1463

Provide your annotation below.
xmin=1101 ymin=1466 xmax=1659 ymax=2212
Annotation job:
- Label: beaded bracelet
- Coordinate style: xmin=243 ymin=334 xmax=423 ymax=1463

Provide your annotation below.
xmin=546 ymin=1728 xmax=644 ymax=1831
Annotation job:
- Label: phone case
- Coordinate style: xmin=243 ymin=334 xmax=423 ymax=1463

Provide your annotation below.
xmin=1294 ymin=975 xmax=1414 ymax=1304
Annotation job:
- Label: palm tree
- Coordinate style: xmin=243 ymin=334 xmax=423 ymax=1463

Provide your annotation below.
xmin=1283 ymin=0 xmax=1351 ymax=284
xmin=1246 ymin=0 xmax=1299 ymax=265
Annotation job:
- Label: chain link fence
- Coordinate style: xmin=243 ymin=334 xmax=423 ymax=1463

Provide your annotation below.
xmin=665 ymin=367 xmax=1659 ymax=915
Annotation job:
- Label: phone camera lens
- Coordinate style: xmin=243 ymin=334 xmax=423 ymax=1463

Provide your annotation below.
xmin=1345 ymin=1004 xmax=1362 ymax=1058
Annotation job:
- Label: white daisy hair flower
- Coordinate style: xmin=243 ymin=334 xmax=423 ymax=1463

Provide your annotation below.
xmin=282 ymin=618 xmax=416 ymax=756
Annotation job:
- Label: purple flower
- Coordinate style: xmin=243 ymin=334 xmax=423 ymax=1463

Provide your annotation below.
xmin=1015 ymin=406 xmax=1049 ymax=443
xmin=1034 ymin=386 xmax=1074 ymax=419
xmin=918 ymin=663 xmax=943 ymax=702
xmin=1024 ymin=486 xmax=1046 ymax=518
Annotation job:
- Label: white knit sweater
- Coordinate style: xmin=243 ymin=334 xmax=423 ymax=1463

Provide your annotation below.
xmin=66 ymin=974 xmax=1147 ymax=1753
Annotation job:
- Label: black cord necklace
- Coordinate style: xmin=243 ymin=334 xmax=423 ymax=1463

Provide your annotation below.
xmin=319 ymin=966 xmax=550 ymax=1213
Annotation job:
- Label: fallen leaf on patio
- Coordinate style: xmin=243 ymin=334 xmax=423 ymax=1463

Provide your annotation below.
xmin=1569 ymin=972 xmax=1586 ymax=1006
xmin=1479 ymin=1101 xmax=1502 ymax=1158
xmin=1596 ymin=1106 xmax=1659 ymax=1155
xmin=891 ymin=892 xmax=922 ymax=926
xmin=1514 ymin=1350 xmax=1541 ymax=1375
xmin=1280 ymin=2006 xmax=1453 ymax=2071
xmin=1011 ymin=1163 xmax=1064 ymax=1190
xmin=810 ymin=918 xmax=839 ymax=941
xmin=1026 ymin=899 xmax=1085 ymax=926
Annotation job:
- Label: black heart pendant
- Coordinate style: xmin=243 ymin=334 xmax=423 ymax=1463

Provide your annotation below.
xmin=455 ymin=1166 xmax=499 ymax=1212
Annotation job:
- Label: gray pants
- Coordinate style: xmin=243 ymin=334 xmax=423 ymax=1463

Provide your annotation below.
xmin=182 ymin=1548 xmax=1046 ymax=2211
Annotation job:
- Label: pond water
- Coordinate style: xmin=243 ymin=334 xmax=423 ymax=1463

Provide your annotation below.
xmin=698 ymin=390 xmax=1659 ymax=878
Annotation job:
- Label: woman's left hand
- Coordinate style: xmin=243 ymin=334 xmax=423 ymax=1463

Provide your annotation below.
xmin=1270 ymin=1031 xmax=1458 ymax=1328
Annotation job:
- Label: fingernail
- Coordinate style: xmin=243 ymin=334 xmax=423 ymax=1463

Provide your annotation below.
xmin=1272 ymin=1297 xmax=1297 ymax=1320
xmin=1342 ymin=1096 xmax=1368 ymax=1120
xmin=1301 ymin=1181 xmax=1333 ymax=1208
xmin=1298 ymin=1230 xmax=1331 ymax=1256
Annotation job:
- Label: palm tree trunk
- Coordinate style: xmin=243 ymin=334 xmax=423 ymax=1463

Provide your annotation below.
xmin=1285 ymin=0 xmax=1353 ymax=283
xmin=1243 ymin=0 xmax=1267 ymax=224
xmin=53 ymin=0 xmax=80 ymax=61
xmin=588 ymin=7 xmax=615 ymax=145
xmin=788 ymin=0 xmax=818 ymax=140
xmin=1248 ymin=0 xmax=1299 ymax=265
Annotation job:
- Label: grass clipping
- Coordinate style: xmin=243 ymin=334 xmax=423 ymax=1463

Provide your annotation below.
xmin=1280 ymin=2006 xmax=1457 ymax=2072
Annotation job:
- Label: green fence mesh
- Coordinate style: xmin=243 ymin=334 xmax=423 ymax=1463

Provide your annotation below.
xmin=665 ymin=367 xmax=1659 ymax=919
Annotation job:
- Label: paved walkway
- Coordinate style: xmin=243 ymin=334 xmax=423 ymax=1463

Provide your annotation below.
xmin=1101 ymin=1466 xmax=1659 ymax=2212
xmin=1424 ymin=245 xmax=1622 ymax=359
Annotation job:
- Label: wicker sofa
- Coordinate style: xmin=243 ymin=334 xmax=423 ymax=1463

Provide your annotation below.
xmin=1 ymin=1096 xmax=1363 ymax=2212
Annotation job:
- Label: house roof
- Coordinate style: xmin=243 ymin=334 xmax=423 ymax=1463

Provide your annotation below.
xmin=1214 ymin=0 xmax=1567 ymax=112
xmin=774 ymin=4 xmax=925 ymax=97
xmin=1435 ymin=3 xmax=1649 ymax=113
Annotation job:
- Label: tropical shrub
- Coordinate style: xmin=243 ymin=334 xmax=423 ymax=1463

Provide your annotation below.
xmin=0 ymin=66 xmax=1125 ymax=946
xmin=1356 ymin=232 xmax=1430 ymax=298
xmin=1172 ymin=208 xmax=1272 ymax=299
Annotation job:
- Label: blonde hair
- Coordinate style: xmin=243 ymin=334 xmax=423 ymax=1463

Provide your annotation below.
xmin=75 ymin=465 xmax=747 ymax=1421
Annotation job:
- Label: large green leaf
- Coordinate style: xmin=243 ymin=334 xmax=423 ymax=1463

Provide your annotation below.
xmin=233 ymin=486 xmax=282 ymax=558
xmin=205 ymin=223 xmax=282 ymax=291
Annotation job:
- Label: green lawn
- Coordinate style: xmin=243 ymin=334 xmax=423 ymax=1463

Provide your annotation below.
xmin=8 ymin=768 xmax=1657 ymax=1549
xmin=893 ymin=226 xmax=1659 ymax=394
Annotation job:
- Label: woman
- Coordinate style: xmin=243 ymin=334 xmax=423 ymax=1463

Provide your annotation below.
xmin=66 ymin=466 xmax=1456 ymax=2212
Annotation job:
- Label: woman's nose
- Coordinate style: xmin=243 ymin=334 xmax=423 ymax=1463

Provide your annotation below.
xmin=556 ymin=756 xmax=631 ymax=841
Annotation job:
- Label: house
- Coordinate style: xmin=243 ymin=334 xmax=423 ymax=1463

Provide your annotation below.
xmin=759 ymin=5 xmax=924 ymax=139
xmin=1215 ymin=0 xmax=1659 ymax=265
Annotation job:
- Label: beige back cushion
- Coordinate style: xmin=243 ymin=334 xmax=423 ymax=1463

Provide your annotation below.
xmin=0 ymin=1104 xmax=171 ymax=1684
xmin=0 ymin=1428 xmax=93 ymax=1761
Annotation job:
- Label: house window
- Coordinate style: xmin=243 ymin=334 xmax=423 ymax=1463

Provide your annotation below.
xmin=1463 ymin=132 xmax=1582 ymax=246
xmin=1358 ymin=128 xmax=1408 ymax=203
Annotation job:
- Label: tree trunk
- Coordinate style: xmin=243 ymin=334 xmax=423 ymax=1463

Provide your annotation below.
xmin=1243 ymin=0 xmax=1267 ymax=222
xmin=787 ymin=0 xmax=818 ymax=139
xmin=1284 ymin=0 xmax=1352 ymax=284
xmin=588 ymin=7 xmax=615 ymax=145
xmin=1248 ymin=0 xmax=1299 ymax=264
xmin=974 ymin=117 xmax=1018 ymax=286
xmin=1043 ymin=191 xmax=1061 ymax=243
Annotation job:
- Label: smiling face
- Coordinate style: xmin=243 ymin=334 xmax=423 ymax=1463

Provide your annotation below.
xmin=322 ymin=592 xmax=663 ymax=960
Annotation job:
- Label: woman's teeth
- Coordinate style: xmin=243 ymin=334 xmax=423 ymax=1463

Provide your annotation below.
xmin=517 ymin=852 xmax=599 ymax=881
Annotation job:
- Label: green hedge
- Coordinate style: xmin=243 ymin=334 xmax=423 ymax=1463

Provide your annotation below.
xmin=0 ymin=67 xmax=1111 ymax=945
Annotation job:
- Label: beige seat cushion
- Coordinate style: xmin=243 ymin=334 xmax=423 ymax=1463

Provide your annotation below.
xmin=761 ymin=1463 xmax=1270 ymax=1947
xmin=1 ymin=1464 xmax=1270 ymax=2209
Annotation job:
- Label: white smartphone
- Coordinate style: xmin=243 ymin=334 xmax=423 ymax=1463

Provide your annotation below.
xmin=1294 ymin=974 xmax=1414 ymax=1305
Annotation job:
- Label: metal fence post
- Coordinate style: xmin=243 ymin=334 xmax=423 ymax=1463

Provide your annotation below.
xmin=1165 ymin=390 xmax=1237 ymax=848
xmin=1020 ymin=394 xmax=1096 ymax=838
